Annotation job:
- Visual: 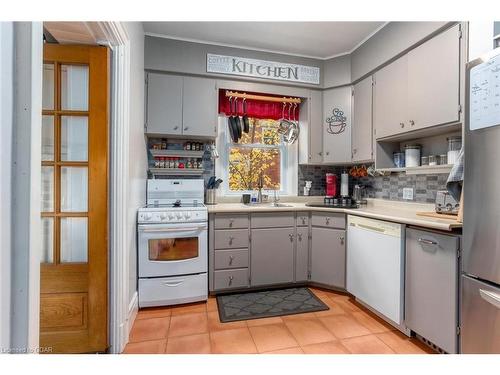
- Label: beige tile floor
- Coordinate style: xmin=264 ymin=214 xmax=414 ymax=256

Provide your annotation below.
xmin=123 ymin=287 xmax=435 ymax=354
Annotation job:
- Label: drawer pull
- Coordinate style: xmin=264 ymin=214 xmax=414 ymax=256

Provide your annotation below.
xmin=229 ymin=236 xmax=235 ymax=244
xmin=228 ymin=275 xmax=234 ymax=285
xmin=297 ymin=233 xmax=303 ymax=241
xmin=301 ymin=217 xmax=306 ymax=225
xmin=326 ymin=217 xmax=330 ymax=225
xmin=289 ymin=233 xmax=294 ymax=242
xmin=229 ymin=255 xmax=234 ymax=265
xmin=229 ymin=219 xmax=234 ymax=227
xmin=338 ymin=236 xmax=345 ymax=245
xmin=418 ymin=238 xmax=438 ymax=245
xmin=480 ymin=289 xmax=500 ymax=309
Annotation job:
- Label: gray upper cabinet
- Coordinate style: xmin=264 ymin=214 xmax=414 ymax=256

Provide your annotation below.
xmin=298 ymin=90 xmax=323 ymax=164
xmin=182 ymin=76 xmax=217 ymax=138
xmin=310 ymin=227 xmax=346 ymax=289
xmin=146 ymin=73 xmax=217 ymax=138
xmin=322 ymin=86 xmax=352 ymax=163
xmin=146 ymin=73 xmax=183 ymax=135
xmin=374 ymin=55 xmax=408 ymax=139
xmin=407 ymin=24 xmax=461 ymax=131
xmin=352 ymin=76 xmax=373 ymax=162
xmin=250 ymin=227 xmax=294 ymax=286
xmin=295 ymin=226 xmax=309 ymax=282
xmin=405 ymin=228 xmax=459 ymax=353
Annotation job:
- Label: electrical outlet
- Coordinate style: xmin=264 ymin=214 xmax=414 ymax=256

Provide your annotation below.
xmin=403 ymin=188 xmax=414 ymax=200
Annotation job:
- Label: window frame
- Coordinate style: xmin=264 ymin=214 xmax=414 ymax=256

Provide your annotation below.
xmin=216 ymin=116 xmax=297 ymax=197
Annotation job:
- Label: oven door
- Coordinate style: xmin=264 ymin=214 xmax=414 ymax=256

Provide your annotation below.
xmin=138 ymin=222 xmax=208 ymax=278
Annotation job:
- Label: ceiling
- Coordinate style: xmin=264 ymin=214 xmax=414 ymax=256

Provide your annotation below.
xmin=143 ymin=22 xmax=386 ymax=60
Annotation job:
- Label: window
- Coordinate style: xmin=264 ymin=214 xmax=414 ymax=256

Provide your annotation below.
xmin=217 ymin=116 xmax=297 ymax=196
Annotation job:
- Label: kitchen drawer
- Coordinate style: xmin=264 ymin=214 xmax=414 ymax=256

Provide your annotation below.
xmin=214 ymin=229 xmax=248 ymax=249
xmin=311 ymin=212 xmax=345 ymax=229
xmin=251 ymin=212 xmax=295 ymax=228
xmin=214 ymin=268 xmax=249 ymax=290
xmin=296 ymin=212 xmax=310 ymax=227
xmin=214 ymin=214 xmax=249 ymax=229
xmin=214 ymin=249 xmax=249 ymax=270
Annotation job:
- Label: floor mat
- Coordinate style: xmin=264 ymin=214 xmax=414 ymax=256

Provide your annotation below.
xmin=216 ymin=287 xmax=329 ymax=323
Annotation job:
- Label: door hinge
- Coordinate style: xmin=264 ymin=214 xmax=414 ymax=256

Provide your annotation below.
xmin=458 ymin=104 xmax=462 ymax=114
xmin=457 ymin=249 xmax=461 ymax=259
xmin=458 ymin=24 xmax=462 ymax=39
xmin=456 ymin=326 xmax=461 ymax=336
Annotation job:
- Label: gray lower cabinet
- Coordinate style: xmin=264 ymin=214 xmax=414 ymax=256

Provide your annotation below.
xmin=250 ymin=227 xmax=295 ymax=286
xmin=214 ymin=268 xmax=249 ymax=290
xmin=310 ymin=227 xmax=346 ymax=288
xmin=405 ymin=227 xmax=460 ymax=353
xmin=295 ymin=226 xmax=309 ymax=282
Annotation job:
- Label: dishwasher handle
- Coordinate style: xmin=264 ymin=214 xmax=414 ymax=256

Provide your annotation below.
xmin=356 ymin=223 xmax=387 ymax=233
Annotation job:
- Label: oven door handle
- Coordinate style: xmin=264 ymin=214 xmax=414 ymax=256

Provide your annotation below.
xmin=162 ymin=280 xmax=185 ymax=287
xmin=139 ymin=226 xmax=207 ymax=233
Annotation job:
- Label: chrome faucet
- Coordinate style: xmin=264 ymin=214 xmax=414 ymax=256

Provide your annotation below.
xmin=273 ymin=190 xmax=280 ymax=205
xmin=257 ymin=174 xmax=264 ymax=203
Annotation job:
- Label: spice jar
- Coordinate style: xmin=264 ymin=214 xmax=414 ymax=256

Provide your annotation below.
xmin=428 ymin=155 xmax=438 ymax=166
xmin=405 ymin=144 xmax=421 ymax=167
xmin=447 ymin=136 xmax=462 ymax=165
xmin=421 ymin=156 xmax=429 ymax=166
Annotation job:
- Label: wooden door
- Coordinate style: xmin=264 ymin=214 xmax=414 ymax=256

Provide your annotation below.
xmin=322 ymin=86 xmax=352 ymax=163
xmin=373 ymin=55 xmax=408 ymax=139
xmin=352 ymin=76 xmax=373 ymax=162
xmin=311 ymin=227 xmax=345 ymax=288
xmin=250 ymin=228 xmax=294 ymax=286
xmin=146 ymin=73 xmax=183 ymax=135
xmin=40 ymin=45 xmax=109 ymax=353
xmin=182 ymin=76 xmax=217 ymax=137
xmin=407 ymin=24 xmax=461 ymax=131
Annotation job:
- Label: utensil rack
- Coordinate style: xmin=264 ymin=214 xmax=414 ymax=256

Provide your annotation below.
xmin=225 ymin=90 xmax=301 ymax=104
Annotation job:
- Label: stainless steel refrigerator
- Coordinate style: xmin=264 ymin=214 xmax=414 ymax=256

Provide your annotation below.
xmin=462 ymin=47 xmax=500 ymax=353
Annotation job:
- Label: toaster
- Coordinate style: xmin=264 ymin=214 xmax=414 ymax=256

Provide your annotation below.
xmin=435 ymin=190 xmax=460 ymax=215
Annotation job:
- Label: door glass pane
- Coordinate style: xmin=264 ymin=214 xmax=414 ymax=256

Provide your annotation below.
xmin=41 ymin=166 xmax=54 ymax=212
xmin=42 ymin=115 xmax=54 ymax=161
xmin=42 ymin=63 xmax=55 ymax=110
xmin=61 ymin=116 xmax=88 ymax=161
xmin=148 ymin=237 xmax=199 ymax=261
xmin=60 ymin=217 xmax=88 ymax=263
xmin=61 ymin=65 xmax=89 ymax=111
xmin=61 ymin=167 xmax=88 ymax=212
xmin=41 ymin=217 xmax=54 ymax=263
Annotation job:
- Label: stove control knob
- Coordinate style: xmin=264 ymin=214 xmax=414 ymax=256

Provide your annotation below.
xmin=168 ymin=213 xmax=175 ymax=220
xmin=143 ymin=213 xmax=152 ymax=221
xmin=176 ymin=212 xmax=182 ymax=220
xmin=184 ymin=212 xmax=191 ymax=219
xmin=160 ymin=213 xmax=167 ymax=221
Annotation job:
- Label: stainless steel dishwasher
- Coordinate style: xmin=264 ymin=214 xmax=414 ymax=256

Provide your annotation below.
xmin=405 ymin=227 xmax=460 ymax=353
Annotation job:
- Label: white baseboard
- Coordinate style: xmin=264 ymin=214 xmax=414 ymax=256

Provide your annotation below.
xmin=126 ymin=291 xmax=139 ymax=340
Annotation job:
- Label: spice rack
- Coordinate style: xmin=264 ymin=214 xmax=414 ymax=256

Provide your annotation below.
xmin=149 ymin=139 xmax=206 ymax=177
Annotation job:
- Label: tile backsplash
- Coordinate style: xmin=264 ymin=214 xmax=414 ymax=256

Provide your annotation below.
xmin=298 ymin=165 xmax=448 ymax=203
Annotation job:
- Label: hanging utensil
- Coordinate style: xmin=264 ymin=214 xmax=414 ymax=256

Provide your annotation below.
xmin=242 ymin=97 xmax=250 ymax=133
xmin=234 ymin=98 xmax=242 ymax=140
xmin=278 ymin=102 xmax=291 ymax=135
xmin=227 ymin=97 xmax=236 ymax=143
xmin=283 ymin=103 xmax=300 ymax=145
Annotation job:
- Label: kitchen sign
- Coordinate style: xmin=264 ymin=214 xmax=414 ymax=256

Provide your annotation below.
xmin=207 ymin=53 xmax=320 ymax=85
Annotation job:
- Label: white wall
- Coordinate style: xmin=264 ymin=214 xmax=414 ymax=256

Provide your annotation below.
xmin=123 ymin=22 xmax=147 ymax=307
xmin=0 ymin=21 xmax=14 ymax=352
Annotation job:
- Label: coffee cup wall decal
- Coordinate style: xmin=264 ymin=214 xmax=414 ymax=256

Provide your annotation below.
xmin=326 ymin=108 xmax=347 ymax=135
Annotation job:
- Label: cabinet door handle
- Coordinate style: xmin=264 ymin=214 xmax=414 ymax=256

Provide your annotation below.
xmin=418 ymin=238 xmax=438 ymax=245
xmin=173 ymin=126 xmax=179 ymax=130
xmin=297 ymin=233 xmax=303 ymax=241
xmin=410 ymin=120 xmax=415 ymax=126
xmin=229 ymin=219 xmax=234 ymax=227
xmin=289 ymin=233 xmax=294 ymax=242
xmin=353 ymin=148 xmax=357 ymax=154
xmin=229 ymin=236 xmax=235 ymax=244
xmin=229 ymin=255 xmax=234 ymax=265
xmin=184 ymin=126 xmax=189 ymax=131
xmin=228 ymin=276 xmax=234 ymax=285
xmin=301 ymin=217 xmax=306 ymax=225
xmin=326 ymin=151 xmax=330 ymax=156
xmin=326 ymin=217 xmax=330 ymax=225
xmin=319 ymin=151 xmax=323 ymax=156
xmin=338 ymin=236 xmax=345 ymax=245
xmin=399 ymin=122 xmax=405 ymax=128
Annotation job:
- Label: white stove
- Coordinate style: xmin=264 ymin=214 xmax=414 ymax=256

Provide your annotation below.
xmin=137 ymin=179 xmax=208 ymax=308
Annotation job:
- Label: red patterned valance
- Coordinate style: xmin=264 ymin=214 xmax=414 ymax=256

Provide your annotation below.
xmin=218 ymin=90 xmax=300 ymax=121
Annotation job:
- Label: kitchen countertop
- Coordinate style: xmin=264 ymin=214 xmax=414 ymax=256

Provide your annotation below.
xmin=206 ymin=198 xmax=462 ymax=232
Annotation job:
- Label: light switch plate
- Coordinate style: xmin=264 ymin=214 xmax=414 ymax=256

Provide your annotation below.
xmin=403 ymin=188 xmax=414 ymax=200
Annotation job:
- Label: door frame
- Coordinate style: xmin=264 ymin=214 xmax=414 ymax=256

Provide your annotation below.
xmin=10 ymin=21 xmax=132 ymax=353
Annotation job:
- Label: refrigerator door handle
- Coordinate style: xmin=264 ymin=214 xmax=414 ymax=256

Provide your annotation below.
xmin=479 ymin=289 xmax=500 ymax=309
